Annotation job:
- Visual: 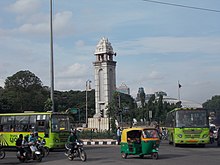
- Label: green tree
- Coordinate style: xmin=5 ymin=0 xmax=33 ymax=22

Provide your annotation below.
xmin=44 ymin=98 xmax=52 ymax=111
xmin=2 ymin=70 xmax=49 ymax=112
xmin=107 ymin=91 xmax=136 ymax=129
xmin=147 ymin=94 xmax=156 ymax=122
xmin=203 ymin=95 xmax=220 ymax=116
xmin=154 ymin=95 xmax=163 ymax=123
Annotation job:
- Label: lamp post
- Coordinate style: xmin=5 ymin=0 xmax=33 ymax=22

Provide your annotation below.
xmin=50 ymin=0 xmax=54 ymax=112
xmin=86 ymin=80 xmax=92 ymax=127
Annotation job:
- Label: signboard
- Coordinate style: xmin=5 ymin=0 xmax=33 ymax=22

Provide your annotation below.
xmin=69 ymin=108 xmax=78 ymax=114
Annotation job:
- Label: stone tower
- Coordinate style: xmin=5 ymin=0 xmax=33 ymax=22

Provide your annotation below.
xmin=93 ymin=37 xmax=117 ymax=117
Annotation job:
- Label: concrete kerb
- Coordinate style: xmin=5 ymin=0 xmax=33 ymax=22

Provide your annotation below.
xmin=82 ymin=139 xmax=118 ymax=145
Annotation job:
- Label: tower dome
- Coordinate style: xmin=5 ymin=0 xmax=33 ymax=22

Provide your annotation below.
xmin=94 ymin=37 xmax=115 ymax=55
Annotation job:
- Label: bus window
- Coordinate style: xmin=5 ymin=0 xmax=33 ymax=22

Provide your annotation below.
xmin=51 ymin=117 xmax=59 ymax=132
xmin=51 ymin=115 xmax=69 ymax=132
xmin=36 ymin=121 xmax=45 ymax=132
xmin=0 ymin=116 xmax=15 ymax=132
xmin=15 ymin=116 xmax=29 ymax=132
xmin=30 ymin=115 xmax=37 ymax=131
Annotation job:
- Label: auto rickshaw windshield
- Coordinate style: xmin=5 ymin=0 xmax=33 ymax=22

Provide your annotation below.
xmin=142 ymin=129 xmax=159 ymax=138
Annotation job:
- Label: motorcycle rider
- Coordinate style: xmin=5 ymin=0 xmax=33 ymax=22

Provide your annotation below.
xmin=16 ymin=134 xmax=24 ymax=158
xmin=65 ymin=129 xmax=78 ymax=156
xmin=28 ymin=132 xmax=37 ymax=158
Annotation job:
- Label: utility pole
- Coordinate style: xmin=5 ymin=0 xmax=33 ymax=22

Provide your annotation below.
xmin=86 ymin=80 xmax=91 ymax=127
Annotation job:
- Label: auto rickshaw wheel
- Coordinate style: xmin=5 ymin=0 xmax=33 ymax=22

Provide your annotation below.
xmin=121 ymin=152 xmax=127 ymax=159
xmin=139 ymin=154 xmax=144 ymax=159
xmin=151 ymin=152 xmax=159 ymax=160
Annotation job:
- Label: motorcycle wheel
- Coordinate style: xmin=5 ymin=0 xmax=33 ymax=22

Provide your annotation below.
xmin=18 ymin=157 xmax=25 ymax=163
xmin=68 ymin=154 xmax=74 ymax=161
xmin=80 ymin=150 xmax=87 ymax=162
xmin=0 ymin=149 xmax=5 ymax=159
xmin=35 ymin=154 xmax=42 ymax=162
xmin=44 ymin=147 xmax=49 ymax=157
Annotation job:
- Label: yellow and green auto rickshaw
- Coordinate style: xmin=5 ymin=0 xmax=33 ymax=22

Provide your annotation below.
xmin=120 ymin=127 xmax=160 ymax=159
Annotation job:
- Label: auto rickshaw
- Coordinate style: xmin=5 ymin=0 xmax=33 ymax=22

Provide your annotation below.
xmin=120 ymin=127 xmax=160 ymax=159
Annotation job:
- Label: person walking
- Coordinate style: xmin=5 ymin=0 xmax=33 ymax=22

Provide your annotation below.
xmin=116 ymin=127 xmax=122 ymax=145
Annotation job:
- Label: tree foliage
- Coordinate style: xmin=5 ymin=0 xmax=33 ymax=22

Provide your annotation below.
xmin=4 ymin=70 xmax=42 ymax=90
xmin=1 ymin=70 xmax=49 ymax=112
xmin=1 ymin=70 xmax=219 ymax=127
xmin=203 ymin=95 xmax=220 ymax=116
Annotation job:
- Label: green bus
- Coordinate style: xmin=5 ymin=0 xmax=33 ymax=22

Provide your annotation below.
xmin=165 ymin=107 xmax=210 ymax=147
xmin=0 ymin=111 xmax=70 ymax=149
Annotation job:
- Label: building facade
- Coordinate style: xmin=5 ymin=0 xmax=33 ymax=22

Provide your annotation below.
xmin=117 ymin=83 xmax=130 ymax=95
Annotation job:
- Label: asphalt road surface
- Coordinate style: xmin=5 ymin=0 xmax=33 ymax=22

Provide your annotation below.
xmin=1 ymin=141 xmax=220 ymax=165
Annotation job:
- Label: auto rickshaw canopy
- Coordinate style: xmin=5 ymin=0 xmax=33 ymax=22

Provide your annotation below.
xmin=121 ymin=127 xmax=143 ymax=143
xmin=121 ymin=127 xmax=160 ymax=143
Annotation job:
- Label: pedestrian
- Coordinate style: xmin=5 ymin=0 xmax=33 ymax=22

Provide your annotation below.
xmin=154 ymin=124 xmax=162 ymax=139
xmin=116 ymin=127 xmax=121 ymax=145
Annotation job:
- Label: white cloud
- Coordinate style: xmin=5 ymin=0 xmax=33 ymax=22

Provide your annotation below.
xmin=14 ymin=11 xmax=74 ymax=36
xmin=148 ymin=71 xmax=164 ymax=80
xmin=57 ymin=63 xmax=88 ymax=79
xmin=53 ymin=11 xmax=74 ymax=35
xmin=117 ymin=37 xmax=220 ymax=55
xmin=75 ymin=40 xmax=85 ymax=47
xmin=18 ymin=22 xmax=48 ymax=34
xmin=55 ymin=63 xmax=91 ymax=91
xmin=56 ymin=78 xmax=84 ymax=91
xmin=7 ymin=0 xmax=41 ymax=14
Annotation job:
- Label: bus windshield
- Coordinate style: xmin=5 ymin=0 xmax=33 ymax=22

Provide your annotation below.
xmin=176 ymin=110 xmax=208 ymax=128
xmin=51 ymin=115 xmax=69 ymax=132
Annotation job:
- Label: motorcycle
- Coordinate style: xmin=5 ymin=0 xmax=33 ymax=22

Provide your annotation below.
xmin=65 ymin=140 xmax=87 ymax=162
xmin=0 ymin=145 xmax=5 ymax=159
xmin=16 ymin=144 xmax=42 ymax=162
xmin=36 ymin=139 xmax=49 ymax=157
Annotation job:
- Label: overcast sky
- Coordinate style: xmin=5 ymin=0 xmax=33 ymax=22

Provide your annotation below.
xmin=0 ymin=0 xmax=220 ymax=104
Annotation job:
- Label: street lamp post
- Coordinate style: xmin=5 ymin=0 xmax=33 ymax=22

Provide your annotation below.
xmin=50 ymin=0 xmax=54 ymax=112
xmin=86 ymin=80 xmax=91 ymax=127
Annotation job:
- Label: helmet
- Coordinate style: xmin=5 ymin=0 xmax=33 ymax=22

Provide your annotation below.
xmin=19 ymin=134 xmax=23 ymax=138
xmin=70 ymin=128 xmax=76 ymax=134
xmin=24 ymin=135 xmax=29 ymax=141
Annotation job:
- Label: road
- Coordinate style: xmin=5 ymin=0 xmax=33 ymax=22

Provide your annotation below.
xmin=1 ymin=141 xmax=220 ymax=165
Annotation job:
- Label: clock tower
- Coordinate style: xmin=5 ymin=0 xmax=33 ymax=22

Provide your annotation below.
xmin=93 ymin=37 xmax=117 ymax=118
